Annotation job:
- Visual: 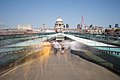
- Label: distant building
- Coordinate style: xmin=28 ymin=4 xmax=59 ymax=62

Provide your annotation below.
xmin=17 ymin=24 xmax=32 ymax=30
xmin=85 ymin=26 xmax=103 ymax=34
xmin=54 ymin=16 xmax=64 ymax=32
xmin=103 ymin=28 xmax=120 ymax=36
xmin=40 ymin=24 xmax=46 ymax=32
xmin=109 ymin=25 xmax=112 ymax=28
xmin=0 ymin=28 xmax=33 ymax=35
xmin=66 ymin=24 xmax=69 ymax=28
xmin=40 ymin=24 xmax=55 ymax=33
xmin=115 ymin=24 xmax=119 ymax=28
xmin=32 ymin=28 xmax=41 ymax=33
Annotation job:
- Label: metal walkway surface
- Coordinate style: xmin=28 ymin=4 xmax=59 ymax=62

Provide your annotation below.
xmin=0 ymin=51 xmax=120 ymax=80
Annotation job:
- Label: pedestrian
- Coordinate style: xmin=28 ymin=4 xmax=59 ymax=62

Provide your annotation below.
xmin=52 ymin=40 xmax=61 ymax=55
xmin=69 ymin=40 xmax=81 ymax=54
xmin=60 ymin=42 xmax=65 ymax=54
xmin=63 ymin=40 xmax=70 ymax=54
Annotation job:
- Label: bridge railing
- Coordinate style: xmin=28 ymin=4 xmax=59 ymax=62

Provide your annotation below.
xmin=65 ymin=32 xmax=120 ymax=74
xmin=71 ymin=44 xmax=120 ymax=74
xmin=64 ymin=32 xmax=120 ymax=45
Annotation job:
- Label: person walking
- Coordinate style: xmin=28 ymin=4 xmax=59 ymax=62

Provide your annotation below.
xmin=63 ymin=40 xmax=70 ymax=54
xmin=52 ymin=40 xmax=61 ymax=55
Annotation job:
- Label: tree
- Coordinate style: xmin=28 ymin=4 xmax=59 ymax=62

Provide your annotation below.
xmin=109 ymin=25 xmax=112 ymax=28
xmin=77 ymin=24 xmax=80 ymax=29
xmin=63 ymin=25 xmax=65 ymax=28
xmin=89 ymin=24 xmax=93 ymax=28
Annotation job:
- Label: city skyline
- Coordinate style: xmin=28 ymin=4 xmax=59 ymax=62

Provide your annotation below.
xmin=0 ymin=0 xmax=120 ymax=28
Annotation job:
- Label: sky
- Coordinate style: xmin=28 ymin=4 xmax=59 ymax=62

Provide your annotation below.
xmin=0 ymin=0 xmax=120 ymax=29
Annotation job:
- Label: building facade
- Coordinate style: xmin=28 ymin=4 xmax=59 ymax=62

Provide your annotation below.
xmin=54 ymin=16 xmax=64 ymax=32
xmin=17 ymin=24 xmax=32 ymax=30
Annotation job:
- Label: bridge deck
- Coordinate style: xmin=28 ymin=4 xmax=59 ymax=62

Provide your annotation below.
xmin=0 ymin=51 xmax=120 ymax=80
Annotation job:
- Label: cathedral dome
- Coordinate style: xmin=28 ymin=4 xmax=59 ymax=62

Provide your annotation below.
xmin=56 ymin=16 xmax=63 ymax=22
